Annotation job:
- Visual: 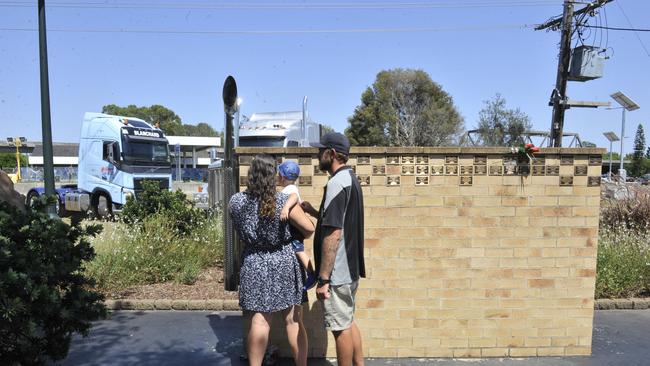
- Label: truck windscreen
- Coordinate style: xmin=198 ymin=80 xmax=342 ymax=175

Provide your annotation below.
xmin=239 ymin=136 xmax=285 ymax=147
xmin=122 ymin=140 xmax=170 ymax=165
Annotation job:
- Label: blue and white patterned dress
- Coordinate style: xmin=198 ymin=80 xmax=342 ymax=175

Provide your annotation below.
xmin=229 ymin=191 xmax=303 ymax=313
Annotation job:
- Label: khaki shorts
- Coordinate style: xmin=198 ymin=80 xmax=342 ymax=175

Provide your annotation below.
xmin=322 ymin=281 xmax=358 ymax=331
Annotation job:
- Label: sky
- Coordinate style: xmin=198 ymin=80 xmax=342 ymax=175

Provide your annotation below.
xmin=0 ymin=0 xmax=649 ymax=154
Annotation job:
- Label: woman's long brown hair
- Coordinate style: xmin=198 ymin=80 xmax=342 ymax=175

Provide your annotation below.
xmin=246 ymin=154 xmax=277 ymax=218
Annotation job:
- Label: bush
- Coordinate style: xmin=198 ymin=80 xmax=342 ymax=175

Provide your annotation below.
xmin=0 ymin=197 xmax=106 ymax=365
xmin=596 ymin=225 xmax=650 ymax=298
xmin=600 ymin=187 xmax=650 ymax=231
xmin=86 ymin=212 xmax=222 ymax=294
xmin=121 ymin=180 xmax=205 ymax=234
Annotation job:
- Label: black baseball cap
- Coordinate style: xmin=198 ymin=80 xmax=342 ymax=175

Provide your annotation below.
xmin=310 ymin=132 xmax=350 ymax=155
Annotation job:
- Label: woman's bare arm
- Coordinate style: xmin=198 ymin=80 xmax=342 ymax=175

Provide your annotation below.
xmin=289 ymin=203 xmax=315 ymax=238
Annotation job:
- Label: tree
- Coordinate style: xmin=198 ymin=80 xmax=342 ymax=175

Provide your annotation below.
xmin=629 ymin=124 xmax=646 ymax=177
xmin=582 ymin=140 xmax=597 ymax=147
xmin=1 ymin=196 xmax=106 ymax=364
xmin=475 ymin=94 xmax=532 ymax=146
xmin=346 ymin=69 xmax=464 ymax=146
xmin=0 ymin=153 xmax=28 ymax=169
xmin=102 ymin=104 xmax=219 ymax=137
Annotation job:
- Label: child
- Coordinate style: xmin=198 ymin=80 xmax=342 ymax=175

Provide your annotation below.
xmin=278 ymin=161 xmax=317 ymax=291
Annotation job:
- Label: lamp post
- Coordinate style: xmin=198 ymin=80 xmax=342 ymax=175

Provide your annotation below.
xmin=38 ymin=0 xmax=56 ymax=216
xmin=6 ymin=137 xmax=27 ymax=182
xmin=610 ymin=92 xmax=640 ymax=180
xmin=602 ymin=132 xmax=619 ymax=180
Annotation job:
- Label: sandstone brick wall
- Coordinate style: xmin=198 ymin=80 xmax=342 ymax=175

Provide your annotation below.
xmin=235 ymin=147 xmax=604 ymax=358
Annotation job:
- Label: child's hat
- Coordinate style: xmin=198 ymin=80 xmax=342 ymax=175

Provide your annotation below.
xmin=278 ymin=161 xmax=300 ymax=180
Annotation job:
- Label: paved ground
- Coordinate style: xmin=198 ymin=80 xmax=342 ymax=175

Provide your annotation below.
xmin=57 ymin=310 xmax=650 ymax=366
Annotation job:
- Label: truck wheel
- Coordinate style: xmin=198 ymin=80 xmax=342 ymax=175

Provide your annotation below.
xmin=25 ymin=191 xmax=40 ymax=209
xmin=92 ymin=193 xmax=113 ymax=220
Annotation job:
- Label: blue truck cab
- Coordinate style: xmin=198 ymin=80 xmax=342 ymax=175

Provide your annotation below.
xmin=26 ymin=112 xmax=172 ymax=217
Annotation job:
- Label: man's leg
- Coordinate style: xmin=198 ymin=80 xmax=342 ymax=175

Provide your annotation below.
xmin=333 ymin=328 xmax=354 ymax=366
xmin=350 ymin=321 xmax=364 ymax=366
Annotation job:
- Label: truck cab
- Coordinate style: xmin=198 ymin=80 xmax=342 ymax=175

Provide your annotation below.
xmin=26 ymin=112 xmax=172 ymax=218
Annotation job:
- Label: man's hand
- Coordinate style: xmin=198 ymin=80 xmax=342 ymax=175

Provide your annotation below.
xmin=300 ymin=201 xmax=318 ymax=217
xmin=316 ymin=283 xmax=330 ymax=300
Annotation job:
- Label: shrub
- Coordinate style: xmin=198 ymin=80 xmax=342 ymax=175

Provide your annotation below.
xmin=121 ymin=179 xmax=204 ymax=234
xmin=0 ymin=197 xmax=106 ymax=365
xmin=86 ymin=212 xmax=222 ymax=294
xmin=596 ymin=225 xmax=650 ymax=298
xmin=600 ymin=186 xmax=650 ymax=231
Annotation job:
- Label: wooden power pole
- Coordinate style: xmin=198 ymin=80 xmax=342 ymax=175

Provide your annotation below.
xmin=536 ymin=0 xmax=613 ymax=147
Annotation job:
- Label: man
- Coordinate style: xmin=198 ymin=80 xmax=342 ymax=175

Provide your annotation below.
xmin=301 ymin=132 xmax=366 ymax=366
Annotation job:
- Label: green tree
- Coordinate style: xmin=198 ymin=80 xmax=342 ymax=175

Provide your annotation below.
xmin=475 ymin=94 xmax=532 ymax=146
xmin=630 ymin=124 xmax=646 ymax=177
xmin=582 ymin=140 xmax=597 ymax=147
xmin=0 ymin=153 xmax=28 ymax=169
xmin=346 ymin=69 xmax=464 ymax=146
xmin=102 ymin=104 xmax=219 ymax=137
xmin=0 ymin=197 xmax=106 ymax=364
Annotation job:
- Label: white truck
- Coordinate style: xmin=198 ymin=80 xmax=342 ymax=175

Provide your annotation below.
xmin=238 ymin=97 xmax=322 ymax=147
xmin=26 ymin=112 xmax=172 ymax=217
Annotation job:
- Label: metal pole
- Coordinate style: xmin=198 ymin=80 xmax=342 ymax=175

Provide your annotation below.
xmin=222 ymin=76 xmax=239 ymax=291
xmin=38 ymin=0 xmax=56 ymax=215
xmin=619 ymin=108 xmax=625 ymax=173
xmin=609 ymin=140 xmax=613 ymax=179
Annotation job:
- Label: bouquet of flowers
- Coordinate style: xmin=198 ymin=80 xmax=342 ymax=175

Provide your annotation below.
xmin=510 ymin=143 xmax=540 ymax=163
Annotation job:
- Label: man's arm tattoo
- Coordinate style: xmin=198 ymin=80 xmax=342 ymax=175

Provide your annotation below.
xmin=319 ymin=228 xmax=341 ymax=279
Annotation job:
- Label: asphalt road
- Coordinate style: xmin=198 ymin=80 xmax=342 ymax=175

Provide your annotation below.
xmin=56 ymin=310 xmax=650 ymax=366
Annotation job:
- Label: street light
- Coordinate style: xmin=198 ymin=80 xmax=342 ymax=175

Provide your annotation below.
xmin=610 ymin=92 xmax=640 ymax=180
xmin=6 ymin=137 xmax=27 ymax=182
xmin=603 ymin=131 xmax=620 ymax=180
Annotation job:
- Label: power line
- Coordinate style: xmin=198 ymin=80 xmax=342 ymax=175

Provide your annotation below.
xmin=615 ymin=0 xmax=650 ymax=59
xmin=0 ymin=24 xmax=533 ymax=35
xmin=0 ymin=0 xmax=561 ymax=10
xmin=584 ymin=25 xmax=650 ymax=32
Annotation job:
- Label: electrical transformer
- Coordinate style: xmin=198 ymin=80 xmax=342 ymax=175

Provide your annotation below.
xmin=569 ymin=45 xmax=605 ymax=81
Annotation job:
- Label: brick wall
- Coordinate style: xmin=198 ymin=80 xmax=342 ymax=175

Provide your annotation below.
xmin=235 ymin=147 xmax=604 ymax=358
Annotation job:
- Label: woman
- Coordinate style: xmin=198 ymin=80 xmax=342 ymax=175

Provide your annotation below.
xmin=229 ymin=154 xmax=314 ymax=366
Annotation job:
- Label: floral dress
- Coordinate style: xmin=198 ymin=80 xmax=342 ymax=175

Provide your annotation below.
xmin=229 ymin=191 xmax=303 ymax=313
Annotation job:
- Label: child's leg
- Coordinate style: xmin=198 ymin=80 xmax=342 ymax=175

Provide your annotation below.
xmin=295 ymin=251 xmax=312 ymax=273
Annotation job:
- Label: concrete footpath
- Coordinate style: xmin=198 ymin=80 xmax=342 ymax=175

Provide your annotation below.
xmin=57 ymin=310 xmax=650 ymax=366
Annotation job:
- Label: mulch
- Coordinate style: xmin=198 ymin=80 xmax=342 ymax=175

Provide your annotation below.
xmin=105 ymin=266 xmax=239 ymax=301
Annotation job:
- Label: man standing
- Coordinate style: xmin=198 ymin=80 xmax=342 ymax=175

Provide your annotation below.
xmin=301 ymin=132 xmax=365 ymax=366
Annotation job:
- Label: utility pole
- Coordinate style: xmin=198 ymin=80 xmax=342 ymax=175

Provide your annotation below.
xmin=38 ymin=0 xmax=56 ymax=215
xmin=536 ymin=0 xmax=613 ymax=147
